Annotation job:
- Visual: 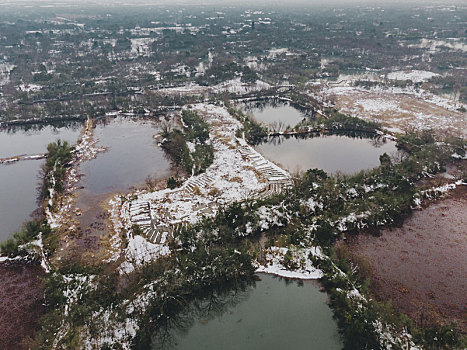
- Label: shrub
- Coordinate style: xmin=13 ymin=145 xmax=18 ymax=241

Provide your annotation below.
xmin=166 ymin=177 xmax=182 ymax=189
xmin=181 ymin=110 xmax=210 ymax=143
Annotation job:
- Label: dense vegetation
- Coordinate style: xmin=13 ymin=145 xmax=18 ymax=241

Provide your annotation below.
xmin=1 ymin=3 xmax=465 ymax=124
xmin=161 ymin=110 xmax=214 ymax=175
xmin=0 ymin=219 xmax=55 ymax=258
xmin=28 ymin=128 xmax=466 ymax=349
xmin=41 ymin=140 xmax=73 ymax=201
xmin=227 ymin=104 xmax=269 ymax=144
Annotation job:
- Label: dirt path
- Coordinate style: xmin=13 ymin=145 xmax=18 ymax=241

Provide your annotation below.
xmin=0 ymin=261 xmax=45 ymax=349
xmin=347 ymin=186 xmax=467 ymax=332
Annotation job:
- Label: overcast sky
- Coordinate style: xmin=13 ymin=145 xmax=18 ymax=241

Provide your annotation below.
xmin=0 ymin=0 xmax=465 ymax=4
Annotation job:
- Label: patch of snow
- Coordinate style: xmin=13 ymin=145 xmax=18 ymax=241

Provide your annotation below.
xmin=387 ymin=70 xmax=439 ymax=83
xmin=255 ymin=246 xmax=323 ymax=279
xmin=119 ymin=235 xmax=170 ymax=274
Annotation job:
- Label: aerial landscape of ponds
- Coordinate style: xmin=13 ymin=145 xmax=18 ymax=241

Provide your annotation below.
xmin=0 ymin=108 xmax=392 ymax=348
xmin=0 ymin=106 xmax=397 ymax=242
xmin=155 ymin=274 xmax=342 ymax=350
xmin=0 ymin=123 xmax=83 ymax=241
xmin=243 ymin=100 xmax=398 ymax=174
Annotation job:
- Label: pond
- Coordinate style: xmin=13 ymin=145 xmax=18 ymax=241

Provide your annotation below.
xmin=0 ymin=122 xmax=83 ymax=158
xmin=0 ymin=160 xmax=42 ymax=242
xmin=255 ymin=133 xmax=398 ymax=174
xmin=78 ymin=117 xmax=172 ymax=195
xmin=0 ymin=122 xmax=83 ymax=242
xmin=241 ymin=100 xmax=308 ymax=128
xmin=153 ymin=274 xmax=342 ymax=350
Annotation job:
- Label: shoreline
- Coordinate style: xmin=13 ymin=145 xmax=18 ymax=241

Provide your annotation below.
xmin=344 ymin=184 xmax=467 ymax=333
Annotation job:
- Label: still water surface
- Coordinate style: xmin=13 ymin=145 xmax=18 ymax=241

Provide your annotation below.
xmin=0 ymin=123 xmax=83 ymax=242
xmin=242 ymin=100 xmax=307 ymax=127
xmin=157 ymin=274 xmax=342 ymax=350
xmin=79 ymin=117 xmax=171 ymax=195
xmin=0 ymin=160 xmax=42 ymax=241
xmin=0 ymin=122 xmax=82 ymax=158
xmin=256 ymin=134 xmax=398 ymax=174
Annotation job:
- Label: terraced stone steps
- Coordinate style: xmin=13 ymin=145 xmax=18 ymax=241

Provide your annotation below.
xmin=129 ymin=202 xmax=153 ymax=228
xmin=130 ymin=135 xmax=293 ymax=245
xmin=184 ymin=173 xmax=214 ymax=193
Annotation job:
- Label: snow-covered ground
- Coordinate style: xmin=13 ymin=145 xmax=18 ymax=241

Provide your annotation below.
xmin=130 ymin=38 xmax=154 ymax=57
xmin=255 ymin=246 xmax=324 ymax=279
xmin=405 ymin=38 xmax=467 ymax=53
xmin=211 ymin=78 xmax=271 ymax=94
xmin=412 ymin=179 xmax=466 ymax=208
xmin=113 ymin=103 xmax=292 ymax=273
xmin=0 ymin=62 xmax=14 ymax=86
xmin=386 ymin=70 xmax=439 ymax=83
xmin=119 ymin=235 xmax=170 ymax=274
xmin=155 ymin=78 xmax=271 ymax=96
xmin=320 ymin=85 xmax=466 ymax=136
xmin=18 ymin=83 xmax=42 ymax=92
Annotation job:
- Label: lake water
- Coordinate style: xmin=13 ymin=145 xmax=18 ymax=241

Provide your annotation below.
xmin=255 ymin=133 xmax=398 ymax=174
xmin=241 ymin=100 xmax=308 ymax=128
xmin=0 ymin=122 xmax=83 ymax=242
xmin=79 ymin=117 xmax=171 ymax=195
xmin=155 ymin=274 xmax=342 ymax=350
xmin=0 ymin=160 xmax=42 ymax=242
xmin=0 ymin=122 xmax=83 ymax=158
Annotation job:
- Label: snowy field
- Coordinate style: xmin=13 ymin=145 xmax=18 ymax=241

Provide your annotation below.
xmin=321 ymin=85 xmax=466 ymax=136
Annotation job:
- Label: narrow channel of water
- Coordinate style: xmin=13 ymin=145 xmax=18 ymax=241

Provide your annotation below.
xmin=255 ymin=133 xmax=398 ymax=174
xmin=154 ymin=274 xmax=342 ymax=350
xmin=79 ymin=117 xmax=171 ymax=195
xmin=241 ymin=100 xmax=308 ymax=127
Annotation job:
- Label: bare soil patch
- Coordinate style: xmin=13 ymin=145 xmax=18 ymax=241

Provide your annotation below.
xmin=346 ymin=185 xmax=467 ymax=332
xmin=54 ymin=190 xmax=116 ymax=266
xmin=330 ymin=90 xmax=466 ymax=137
xmin=0 ymin=261 xmax=45 ymax=349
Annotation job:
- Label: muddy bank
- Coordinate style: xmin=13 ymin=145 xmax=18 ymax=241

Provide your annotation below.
xmin=0 ymin=261 xmax=45 ymax=349
xmin=346 ymin=185 xmax=467 ymax=332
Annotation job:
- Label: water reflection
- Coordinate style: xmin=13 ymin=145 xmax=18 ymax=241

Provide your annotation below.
xmin=0 ymin=160 xmax=43 ymax=242
xmin=240 ymin=99 xmax=310 ymax=129
xmin=0 ymin=121 xmax=83 ymax=158
xmin=152 ymin=279 xmax=253 ymax=350
xmin=79 ymin=117 xmax=171 ymax=195
xmin=153 ymin=274 xmax=342 ymax=350
xmin=0 ymin=121 xmax=83 ymax=242
xmin=255 ymin=132 xmax=398 ymax=175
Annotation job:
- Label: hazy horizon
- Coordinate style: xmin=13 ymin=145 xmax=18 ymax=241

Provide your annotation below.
xmin=0 ymin=0 xmax=465 ymax=6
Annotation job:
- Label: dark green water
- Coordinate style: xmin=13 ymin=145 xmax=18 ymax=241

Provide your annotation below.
xmin=154 ymin=274 xmax=342 ymax=350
